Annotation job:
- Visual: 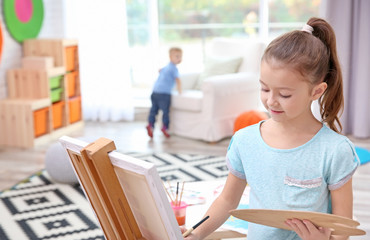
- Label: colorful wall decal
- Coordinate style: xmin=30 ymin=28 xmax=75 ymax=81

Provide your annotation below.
xmin=3 ymin=0 xmax=44 ymax=42
xmin=0 ymin=23 xmax=3 ymax=63
xmin=16 ymin=0 xmax=33 ymax=22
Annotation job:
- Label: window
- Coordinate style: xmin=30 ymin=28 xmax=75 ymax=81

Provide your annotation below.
xmin=126 ymin=0 xmax=321 ymax=92
xmin=268 ymin=0 xmax=321 ymax=39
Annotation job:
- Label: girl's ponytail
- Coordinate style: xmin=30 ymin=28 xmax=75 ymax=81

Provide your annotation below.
xmin=308 ymin=18 xmax=344 ymax=133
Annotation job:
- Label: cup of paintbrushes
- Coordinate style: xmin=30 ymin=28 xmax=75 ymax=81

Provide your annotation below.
xmin=171 ymin=201 xmax=188 ymax=226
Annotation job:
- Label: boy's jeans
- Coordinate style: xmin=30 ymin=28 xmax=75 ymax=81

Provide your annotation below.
xmin=148 ymin=93 xmax=171 ymax=129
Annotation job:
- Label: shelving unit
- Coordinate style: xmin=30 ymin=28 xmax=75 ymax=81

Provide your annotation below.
xmin=0 ymin=39 xmax=83 ymax=148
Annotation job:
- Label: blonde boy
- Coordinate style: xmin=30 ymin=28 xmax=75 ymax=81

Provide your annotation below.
xmin=146 ymin=47 xmax=182 ymax=138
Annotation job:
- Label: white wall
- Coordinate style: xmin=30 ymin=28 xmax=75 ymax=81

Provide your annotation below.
xmin=0 ymin=23 xmax=21 ymax=100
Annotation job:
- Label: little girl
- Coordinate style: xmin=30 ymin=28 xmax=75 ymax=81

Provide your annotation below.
xmin=182 ymin=17 xmax=359 ymax=240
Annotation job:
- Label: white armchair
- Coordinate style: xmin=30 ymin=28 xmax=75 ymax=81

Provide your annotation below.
xmin=170 ymin=38 xmax=266 ymax=142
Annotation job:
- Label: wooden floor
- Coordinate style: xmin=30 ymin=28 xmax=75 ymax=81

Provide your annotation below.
xmin=0 ymin=121 xmax=369 ymax=239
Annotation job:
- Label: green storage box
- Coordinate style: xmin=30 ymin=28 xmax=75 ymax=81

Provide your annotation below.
xmin=49 ymin=76 xmax=63 ymax=89
xmin=51 ymin=88 xmax=63 ymax=103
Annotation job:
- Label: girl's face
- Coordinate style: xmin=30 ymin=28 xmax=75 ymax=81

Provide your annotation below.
xmin=260 ymin=61 xmax=319 ymax=123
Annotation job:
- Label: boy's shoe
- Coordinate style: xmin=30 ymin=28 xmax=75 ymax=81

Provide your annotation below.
xmin=161 ymin=127 xmax=170 ymax=138
xmin=146 ymin=125 xmax=153 ymax=138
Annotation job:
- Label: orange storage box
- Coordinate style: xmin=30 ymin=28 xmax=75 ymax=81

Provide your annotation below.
xmin=66 ymin=71 xmax=77 ymax=97
xmin=33 ymin=107 xmax=49 ymax=137
xmin=52 ymin=101 xmax=65 ymax=129
xmin=65 ymin=46 xmax=78 ymax=71
xmin=69 ymin=96 xmax=81 ymax=123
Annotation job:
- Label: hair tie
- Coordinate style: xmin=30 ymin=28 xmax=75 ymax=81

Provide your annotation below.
xmin=301 ymin=24 xmax=313 ymax=34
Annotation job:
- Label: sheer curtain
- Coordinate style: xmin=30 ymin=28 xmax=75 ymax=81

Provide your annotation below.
xmin=65 ymin=0 xmax=134 ymax=122
xmin=323 ymin=0 xmax=370 ymax=138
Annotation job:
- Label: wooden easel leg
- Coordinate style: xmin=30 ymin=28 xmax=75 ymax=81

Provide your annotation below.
xmin=82 ymin=138 xmax=144 ymax=240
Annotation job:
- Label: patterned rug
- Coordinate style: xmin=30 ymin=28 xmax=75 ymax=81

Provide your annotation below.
xmin=0 ymin=153 xmax=228 ymax=240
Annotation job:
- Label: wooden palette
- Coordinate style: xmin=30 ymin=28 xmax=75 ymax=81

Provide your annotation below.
xmin=230 ymin=209 xmax=366 ymax=236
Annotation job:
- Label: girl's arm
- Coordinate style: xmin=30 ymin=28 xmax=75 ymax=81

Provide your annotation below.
xmin=329 ymin=178 xmax=353 ymax=240
xmin=184 ymin=173 xmax=246 ymax=240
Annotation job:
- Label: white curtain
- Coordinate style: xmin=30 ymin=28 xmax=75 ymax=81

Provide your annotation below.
xmin=322 ymin=0 xmax=370 ymax=138
xmin=65 ymin=0 xmax=134 ymax=122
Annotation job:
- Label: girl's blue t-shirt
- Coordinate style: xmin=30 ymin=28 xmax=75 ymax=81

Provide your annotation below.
xmin=226 ymin=122 xmax=359 ymax=240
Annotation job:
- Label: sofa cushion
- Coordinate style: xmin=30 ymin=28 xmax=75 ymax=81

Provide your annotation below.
xmin=195 ymin=56 xmax=243 ymax=90
xmin=171 ymin=90 xmax=203 ymax=112
xmin=211 ymin=38 xmax=265 ymax=73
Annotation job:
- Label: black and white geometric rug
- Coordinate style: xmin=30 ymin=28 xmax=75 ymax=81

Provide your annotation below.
xmin=128 ymin=152 xmax=228 ymax=181
xmin=0 ymin=153 xmax=227 ymax=240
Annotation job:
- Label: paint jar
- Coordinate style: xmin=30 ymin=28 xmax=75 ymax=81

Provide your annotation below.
xmin=170 ymin=201 xmax=188 ymax=226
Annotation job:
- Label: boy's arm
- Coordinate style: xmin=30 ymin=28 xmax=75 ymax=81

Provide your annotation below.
xmin=187 ymin=173 xmax=246 ymax=239
xmin=176 ymin=77 xmax=182 ymax=94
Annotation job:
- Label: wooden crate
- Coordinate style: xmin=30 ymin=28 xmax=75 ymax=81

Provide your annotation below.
xmin=0 ymin=99 xmax=51 ymax=148
xmin=22 ymin=56 xmax=54 ymax=69
xmin=7 ymin=69 xmax=49 ymax=99
xmin=23 ymin=39 xmax=79 ymax=70
xmin=7 ymin=68 xmax=67 ymax=99
xmin=23 ymin=39 xmax=64 ymax=67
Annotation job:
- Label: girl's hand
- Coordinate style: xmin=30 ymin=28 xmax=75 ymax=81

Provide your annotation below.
xmin=285 ymin=218 xmax=332 ymax=240
xmin=180 ymin=226 xmax=199 ymax=240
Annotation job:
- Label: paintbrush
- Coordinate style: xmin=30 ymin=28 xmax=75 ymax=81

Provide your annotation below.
xmin=182 ymin=216 xmax=210 ymax=237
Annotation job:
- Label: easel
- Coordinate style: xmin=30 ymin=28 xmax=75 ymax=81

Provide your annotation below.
xmin=64 ymin=137 xmax=143 ymax=239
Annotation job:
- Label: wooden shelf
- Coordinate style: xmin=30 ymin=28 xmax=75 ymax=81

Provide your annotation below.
xmin=0 ymin=39 xmax=83 ymax=148
xmin=47 ymin=66 xmax=66 ymax=77
xmin=0 ymin=98 xmax=51 ymax=110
